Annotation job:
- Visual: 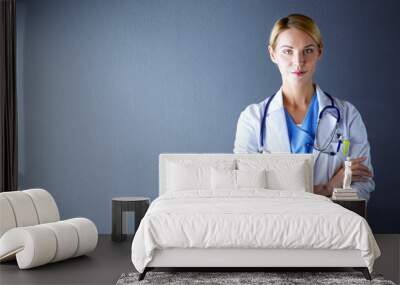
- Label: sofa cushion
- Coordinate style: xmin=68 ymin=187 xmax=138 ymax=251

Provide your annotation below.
xmin=0 ymin=196 xmax=17 ymax=237
xmin=0 ymin=192 xmax=39 ymax=227
xmin=24 ymin=189 xmax=60 ymax=224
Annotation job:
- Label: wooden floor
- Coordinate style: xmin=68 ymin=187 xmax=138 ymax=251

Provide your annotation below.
xmin=0 ymin=234 xmax=399 ymax=285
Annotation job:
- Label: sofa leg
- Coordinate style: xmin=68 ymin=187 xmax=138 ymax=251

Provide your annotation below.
xmin=138 ymin=268 xmax=148 ymax=281
xmin=354 ymin=267 xmax=371 ymax=280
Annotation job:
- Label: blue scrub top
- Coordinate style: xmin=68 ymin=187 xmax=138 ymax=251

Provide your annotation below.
xmin=284 ymin=94 xmax=319 ymax=153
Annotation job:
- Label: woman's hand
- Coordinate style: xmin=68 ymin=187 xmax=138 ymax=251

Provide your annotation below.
xmin=314 ymin=156 xmax=373 ymax=197
xmin=313 ymin=184 xmax=332 ymax=197
xmin=329 ymin=156 xmax=373 ymax=188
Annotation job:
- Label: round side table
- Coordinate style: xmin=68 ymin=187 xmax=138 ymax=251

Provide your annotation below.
xmin=112 ymin=197 xmax=150 ymax=242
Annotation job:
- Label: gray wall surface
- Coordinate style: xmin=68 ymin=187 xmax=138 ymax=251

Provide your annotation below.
xmin=16 ymin=0 xmax=400 ymax=233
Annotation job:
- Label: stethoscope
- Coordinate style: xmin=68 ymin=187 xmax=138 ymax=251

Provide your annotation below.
xmin=260 ymin=92 xmax=342 ymax=156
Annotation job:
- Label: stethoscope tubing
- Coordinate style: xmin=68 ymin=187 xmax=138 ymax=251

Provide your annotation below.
xmin=260 ymin=92 xmax=341 ymax=155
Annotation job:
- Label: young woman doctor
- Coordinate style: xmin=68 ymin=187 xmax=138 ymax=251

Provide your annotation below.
xmin=234 ymin=14 xmax=374 ymax=200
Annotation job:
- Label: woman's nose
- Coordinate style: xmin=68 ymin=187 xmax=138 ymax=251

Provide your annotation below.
xmin=293 ymin=51 xmax=305 ymax=66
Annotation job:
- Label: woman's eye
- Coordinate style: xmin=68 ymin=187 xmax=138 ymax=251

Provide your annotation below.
xmin=283 ymin=49 xmax=293 ymax=55
xmin=304 ymin=48 xmax=314 ymax=54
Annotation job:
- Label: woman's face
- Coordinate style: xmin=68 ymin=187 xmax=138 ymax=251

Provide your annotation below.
xmin=269 ymin=28 xmax=322 ymax=85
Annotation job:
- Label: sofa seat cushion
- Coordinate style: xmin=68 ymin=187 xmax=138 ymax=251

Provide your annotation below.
xmin=0 ymin=218 xmax=98 ymax=269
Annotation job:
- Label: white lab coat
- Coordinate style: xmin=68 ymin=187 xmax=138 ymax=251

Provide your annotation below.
xmin=234 ymin=85 xmax=375 ymax=200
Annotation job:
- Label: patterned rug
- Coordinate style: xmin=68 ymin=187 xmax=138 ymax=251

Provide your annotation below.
xmin=116 ymin=271 xmax=397 ymax=285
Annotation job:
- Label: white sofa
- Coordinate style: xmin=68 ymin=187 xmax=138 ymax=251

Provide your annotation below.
xmin=0 ymin=189 xmax=98 ymax=269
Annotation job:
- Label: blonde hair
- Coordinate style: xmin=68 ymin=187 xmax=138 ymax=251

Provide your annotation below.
xmin=269 ymin=14 xmax=323 ymax=50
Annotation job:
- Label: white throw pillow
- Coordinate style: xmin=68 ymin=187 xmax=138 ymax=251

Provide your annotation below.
xmin=211 ymin=169 xmax=236 ymax=189
xmin=237 ymin=159 xmax=309 ymax=192
xmin=237 ymin=169 xmax=267 ymax=189
xmin=166 ymin=160 xmax=235 ymax=192
xmin=266 ymin=167 xmax=307 ymax=191
xmin=167 ymin=163 xmax=209 ymax=191
xmin=211 ymin=168 xmax=267 ymax=190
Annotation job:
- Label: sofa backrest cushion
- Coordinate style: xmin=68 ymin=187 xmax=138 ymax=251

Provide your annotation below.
xmin=0 ymin=189 xmax=60 ymax=238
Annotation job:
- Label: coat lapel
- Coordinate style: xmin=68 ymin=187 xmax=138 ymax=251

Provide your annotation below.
xmin=264 ymin=88 xmax=291 ymax=153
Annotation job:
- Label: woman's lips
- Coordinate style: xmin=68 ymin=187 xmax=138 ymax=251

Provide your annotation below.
xmin=292 ymin=71 xmax=306 ymax=76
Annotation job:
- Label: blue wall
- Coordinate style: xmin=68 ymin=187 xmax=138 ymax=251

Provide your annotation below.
xmin=17 ymin=0 xmax=400 ymax=233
